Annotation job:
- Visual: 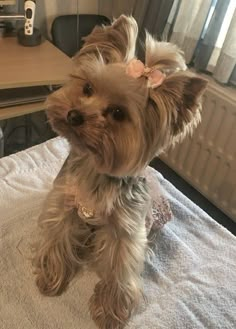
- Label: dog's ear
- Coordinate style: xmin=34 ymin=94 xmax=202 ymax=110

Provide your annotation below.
xmin=76 ymin=15 xmax=138 ymax=63
xmin=143 ymin=34 xmax=207 ymax=154
xmin=146 ymin=73 xmax=208 ymax=154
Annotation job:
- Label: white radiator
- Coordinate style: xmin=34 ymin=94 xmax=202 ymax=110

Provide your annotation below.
xmin=161 ymin=77 xmax=236 ymax=221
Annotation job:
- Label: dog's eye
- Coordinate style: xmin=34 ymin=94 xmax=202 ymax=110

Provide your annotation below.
xmin=103 ymin=106 xmax=127 ymax=122
xmin=110 ymin=107 xmax=126 ymax=121
xmin=83 ymin=83 xmax=93 ymax=97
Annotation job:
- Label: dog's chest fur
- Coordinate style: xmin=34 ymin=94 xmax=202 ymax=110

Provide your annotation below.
xmin=62 ymin=151 xmax=151 ymax=229
xmin=58 ymin=151 xmax=172 ymax=236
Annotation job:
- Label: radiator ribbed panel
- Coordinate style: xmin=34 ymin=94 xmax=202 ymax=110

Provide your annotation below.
xmin=161 ymin=86 xmax=236 ymax=221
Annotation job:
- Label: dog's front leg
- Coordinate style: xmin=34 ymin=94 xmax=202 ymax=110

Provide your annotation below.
xmin=33 ymin=178 xmax=90 ymax=296
xmin=90 ymin=208 xmax=147 ymax=329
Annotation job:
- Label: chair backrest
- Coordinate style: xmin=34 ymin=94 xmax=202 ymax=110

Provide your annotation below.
xmin=51 ymin=14 xmax=110 ymax=57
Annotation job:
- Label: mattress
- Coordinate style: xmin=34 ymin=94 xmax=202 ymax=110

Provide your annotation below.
xmin=0 ymin=137 xmax=235 ymax=329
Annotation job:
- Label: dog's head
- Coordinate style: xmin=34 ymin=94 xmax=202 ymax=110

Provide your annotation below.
xmin=47 ymin=15 xmax=207 ymax=176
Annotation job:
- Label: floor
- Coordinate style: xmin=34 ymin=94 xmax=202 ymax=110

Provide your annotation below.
xmin=150 ymin=158 xmax=236 ymax=236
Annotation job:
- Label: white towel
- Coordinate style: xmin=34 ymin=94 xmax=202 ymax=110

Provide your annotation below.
xmin=0 ymin=137 xmax=235 ymax=329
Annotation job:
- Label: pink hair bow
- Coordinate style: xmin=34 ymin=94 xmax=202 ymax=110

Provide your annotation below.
xmin=126 ymin=59 xmax=165 ymax=88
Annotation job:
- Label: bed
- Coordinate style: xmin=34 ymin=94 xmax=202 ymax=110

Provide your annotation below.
xmin=0 ymin=137 xmax=235 ymax=329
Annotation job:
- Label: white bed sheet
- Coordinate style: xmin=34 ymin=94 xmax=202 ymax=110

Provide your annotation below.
xmin=0 ymin=137 xmax=235 ymax=329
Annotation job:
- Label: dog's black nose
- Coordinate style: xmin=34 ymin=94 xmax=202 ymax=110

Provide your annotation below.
xmin=67 ymin=109 xmax=84 ymax=126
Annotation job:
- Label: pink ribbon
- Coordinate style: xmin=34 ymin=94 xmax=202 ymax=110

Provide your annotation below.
xmin=126 ymin=59 xmax=165 ymax=88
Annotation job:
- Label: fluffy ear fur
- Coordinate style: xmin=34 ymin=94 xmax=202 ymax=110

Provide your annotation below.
xmin=145 ymin=32 xmax=187 ymax=74
xmin=143 ymin=33 xmax=208 ymax=156
xmin=146 ymin=73 xmax=208 ymax=156
xmin=76 ymin=15 xmax=138 ymax=64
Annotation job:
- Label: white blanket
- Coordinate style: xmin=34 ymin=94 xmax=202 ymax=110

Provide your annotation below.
xmin=0 ymin=137 xmax=235 ymax=329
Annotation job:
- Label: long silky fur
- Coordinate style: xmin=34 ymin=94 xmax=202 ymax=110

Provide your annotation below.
xmin=33 ymin=152 xmax=150 ymax=328
xmin=33 ymin=15 xmax=207 ymax=329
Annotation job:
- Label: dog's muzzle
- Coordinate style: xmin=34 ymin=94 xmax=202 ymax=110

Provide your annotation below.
xmin=67 ymin=109 xmax=84 ymax=126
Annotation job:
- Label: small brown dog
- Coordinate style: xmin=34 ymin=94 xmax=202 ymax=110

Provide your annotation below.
xmin=33 ymin=15 xmax=207 ymax=329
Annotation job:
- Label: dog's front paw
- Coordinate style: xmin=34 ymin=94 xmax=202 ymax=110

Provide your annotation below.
xmin=33 ymin=250 xmax=73 ymax=296
xmin=35 ymin=270 xmax=65 ymax=296
xmin=90 ymin=294 xmax=126 ymax=329
xmin=35 ymin=271 xmax=56 ymax=296
xmin=91 ymin=310 xmax=125 ymax=329
xmin=89 ymin=280 xmax=135 ymax=329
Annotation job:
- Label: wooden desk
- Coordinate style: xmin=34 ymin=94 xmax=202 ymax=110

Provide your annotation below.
xmin=0 ymin=1 xmax=15 ymax=4
xmin=0 ymin=37 xmax=72 ymax=120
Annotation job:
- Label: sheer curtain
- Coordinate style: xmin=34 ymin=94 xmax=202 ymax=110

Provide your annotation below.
xmin=167 ymin=0 xmax=236 ymax=85
xmin=99 ymin=0 xmax=174 ymax=40
xmin=168 ymin=0 xmax=212 ymax=63
xmin=213 ymin=10 xmax=236 ymax=84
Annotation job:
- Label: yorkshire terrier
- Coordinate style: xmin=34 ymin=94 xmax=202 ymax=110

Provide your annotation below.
xmin=33 ymin=15 xmax=207 ymax=329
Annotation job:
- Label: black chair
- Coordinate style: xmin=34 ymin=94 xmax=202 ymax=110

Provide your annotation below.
xmin=51 ymin=14 xmax=110 ymax=57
